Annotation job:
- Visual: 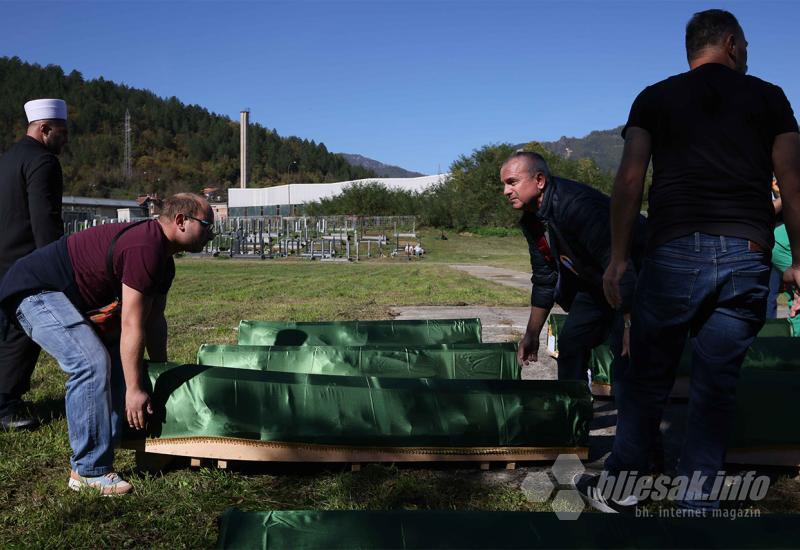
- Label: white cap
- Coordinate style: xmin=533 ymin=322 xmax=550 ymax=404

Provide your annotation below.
xmin=24 ymin=99 xmax=67 ymax=123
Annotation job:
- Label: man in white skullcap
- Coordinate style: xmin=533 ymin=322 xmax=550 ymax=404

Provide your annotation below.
xmin=0 ymin=98 xmax=68 ymax=430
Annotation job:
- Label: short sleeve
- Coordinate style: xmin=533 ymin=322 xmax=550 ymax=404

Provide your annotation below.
xmin=622 ymin=86 xmax=656 ymax=138
xmin=766 ymin=84 xmax=798 ymax=138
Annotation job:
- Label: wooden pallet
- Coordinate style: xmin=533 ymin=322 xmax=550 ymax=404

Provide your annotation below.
xmin=122 ymin=437 xmax=588 ymax=471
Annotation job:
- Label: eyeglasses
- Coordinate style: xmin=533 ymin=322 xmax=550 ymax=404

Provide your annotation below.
xmin=187 ymin=215 xmax=213 ymax=232
xmin=187 ymin=215 xmax=211 ymax=227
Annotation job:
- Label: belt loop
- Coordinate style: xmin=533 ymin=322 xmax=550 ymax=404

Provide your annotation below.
xmin=694 ymin=232 xmax=700 ymax=252
xmin=720 ymin=235 xmax=727 ymax=252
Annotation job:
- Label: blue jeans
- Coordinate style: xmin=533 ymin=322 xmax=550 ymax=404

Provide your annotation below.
xmin=606 ymin=233 xmax=769 ymax=509
xmin=766 ymin=266 xmax=782 ymax=319
xmin=15 ymin=291 xmax=125 ymax=476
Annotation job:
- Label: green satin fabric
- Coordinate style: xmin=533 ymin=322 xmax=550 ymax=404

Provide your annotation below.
xmin=238 ymin=318 xmax=482 ymax=346
xmin=590 ymin=335 xmax=800 ymax=385
xmin=546 ymin=313 xmax=567 ymax=355
xmin=589 ymin=346 xmax=614 ymax=386
xmin=554 ymin=315 xmax=791 ymax=362
xmin=732 ymin=363 xmax=800 ymax=447
xmin=586 ymin=337 xmax=800 ymax=447
xmin=217 ymin=509 xmax=797 ymax=549
xmin=197 ymin=343 xmax=520 ymax=380
xmin=144 ymin=363 xmax=591 ymax=447
xmin=755 ymin=317 xmax=793 ymax=337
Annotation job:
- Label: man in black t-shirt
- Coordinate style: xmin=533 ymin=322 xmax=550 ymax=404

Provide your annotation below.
xmin=576 ymin=10 xmax=800 ymax=512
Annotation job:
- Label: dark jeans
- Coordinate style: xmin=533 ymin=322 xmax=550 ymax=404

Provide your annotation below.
xmin=557 ymin=290 xmax=626 ymax=389
xmin=766 ymin=266 xmax=782 ymax=319
xmin=606 ymin=233 xmax=769 ymax=510
xmin=0 ymin=317 xmax=41 ymax=416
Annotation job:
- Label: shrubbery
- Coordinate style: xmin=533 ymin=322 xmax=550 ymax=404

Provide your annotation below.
xmin=304 ymin=141 xmax=615 ymax=230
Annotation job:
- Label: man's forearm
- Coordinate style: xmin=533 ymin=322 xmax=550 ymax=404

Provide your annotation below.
xmin=120 ymin=320 xmax=146 ymax=391
xmin=773 ymin=133 xmax=800 ymax=264
xmin=526 ymin=305 xmax=550 ymax=337
xmin=779 ymin=171 xmax=800 ymax=263
xmin=609 ymin=177 xmax=644 ymax=264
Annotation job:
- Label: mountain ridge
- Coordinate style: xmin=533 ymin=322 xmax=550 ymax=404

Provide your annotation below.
xmin=338 ymin=153 xmax=425 ymax=178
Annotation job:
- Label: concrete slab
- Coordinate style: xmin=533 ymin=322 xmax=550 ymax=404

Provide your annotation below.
xmin=448 ymin=264 xmax=532 ymax=292
xmin=390 ymin=305 xmax=557 ymax=381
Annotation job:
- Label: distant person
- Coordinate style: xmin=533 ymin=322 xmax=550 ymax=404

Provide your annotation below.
xmin=584 ymin=9 xmax=800 ymax=512
xmin=766 ymin=178 xmax=784 ymax=318
xmin=500 ymin=151 xmax=646 ymax=389
xmin=771 ymin=224 xmax=800 ymax=335
xmin=0 ymin=193 xmax=214 ymax=494
xmin=0 ymin=99 xmax=68 ymax=430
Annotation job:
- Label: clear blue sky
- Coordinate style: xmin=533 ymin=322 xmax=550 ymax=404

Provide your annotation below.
xmin=2 ymin=0 xmax=798 ymax=175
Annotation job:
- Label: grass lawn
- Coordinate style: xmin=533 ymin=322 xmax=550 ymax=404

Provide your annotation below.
xmin=0 ymin=259 xmax=540 ymax=548
xmin=415 ymin=228 xmax=531 ymax=271
xmin=2 ymin=247 xmax=799 ymax=547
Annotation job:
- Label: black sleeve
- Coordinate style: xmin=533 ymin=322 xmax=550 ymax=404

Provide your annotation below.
xmin=521 ymin=215 xmax=558 ymax=309
xmin=25 ymin=154 xmax=64 ymax=248
xmin=766 ymin=84 xmax=799 ymax=138
xmin=622 ymin=86 xmax=656 ymax=138
xmin=559 ymin=193 xmax=638 ymax=312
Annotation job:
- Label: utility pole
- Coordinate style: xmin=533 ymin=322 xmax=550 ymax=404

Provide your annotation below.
xmin=240 ymin=108 xmax=249 ymax=188
xmin=123 ymin=109 xmax=132 ymax=180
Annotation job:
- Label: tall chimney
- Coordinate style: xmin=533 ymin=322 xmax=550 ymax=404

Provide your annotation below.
xmin=240 ymin=108 xmax=249 ymax=189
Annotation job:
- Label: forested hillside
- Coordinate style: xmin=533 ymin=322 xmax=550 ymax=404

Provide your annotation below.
xmin=308 ymin=141 xmax=615 ymax=229
xmin=540 ymin=127 xmax=625 ymax=173
xmin=0 ymin=57 xmax=375 ymax=198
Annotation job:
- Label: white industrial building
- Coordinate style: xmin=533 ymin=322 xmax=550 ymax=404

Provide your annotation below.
xmin=227 ymin=174 xmax=448 ymax=216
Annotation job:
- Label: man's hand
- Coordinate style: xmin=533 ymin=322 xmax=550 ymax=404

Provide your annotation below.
xmin=603 ymin=259 xmax=628 ymax=309
xmin=518 ymin=330 xmax=540 ymax=366
xmin=783 ymin=265 xmax=800 ymax=318
xmin=621 ymin=314 xmax=631 ymax=357
xmin=126 ymin=387 xmax=153 ymax=431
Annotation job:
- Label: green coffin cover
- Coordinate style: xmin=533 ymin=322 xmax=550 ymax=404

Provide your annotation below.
xmin=238 ymin=318 xmax=482 ymax=346
xmin=589 ymin=345 xmax=614 ymax=386
xmin=144 ymin=363 xmax=591 ymax=448
xmin=197 ymin=343 xmax=520 ymax=380
xmin=757 ymin=317 xmax=794 ymax=337
xmin=217 ymin=509 xmax=796 ymax=549
xmin=587 ymin=338 xmax=800 ymax=448
xmin=588 ymin=322 xmax=797 ymax=387
xmin=677 ymin=335 xmax=799 ymax=376
xmin=546 ymin=313 xmax=567 ymax=355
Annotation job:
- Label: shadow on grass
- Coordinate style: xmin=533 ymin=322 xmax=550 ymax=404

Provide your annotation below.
xmin=30 ymin=396 xmax=66 ymax=426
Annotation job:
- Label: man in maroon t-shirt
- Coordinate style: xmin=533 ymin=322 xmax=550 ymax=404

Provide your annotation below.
xmin=1 ymin=193 xmax=214 ymax=495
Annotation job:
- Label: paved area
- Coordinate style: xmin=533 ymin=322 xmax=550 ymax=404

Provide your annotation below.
xmin=448 ymin=264 xmax=532 ymax=292
xmin=390 ymin=305 xmax=555 ymax=380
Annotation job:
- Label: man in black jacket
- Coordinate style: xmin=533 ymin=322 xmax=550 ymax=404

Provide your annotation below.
xmin=501 ymin=151 xmax=645 ymax=386
xmin=0 ymin=98 xmax=68 ymax=430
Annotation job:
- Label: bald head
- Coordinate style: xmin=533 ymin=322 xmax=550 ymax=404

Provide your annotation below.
xmin=502 ymin=151 xmax=551 ymax=179
xmin=158 ymin=193 xmax=210 ymax=221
